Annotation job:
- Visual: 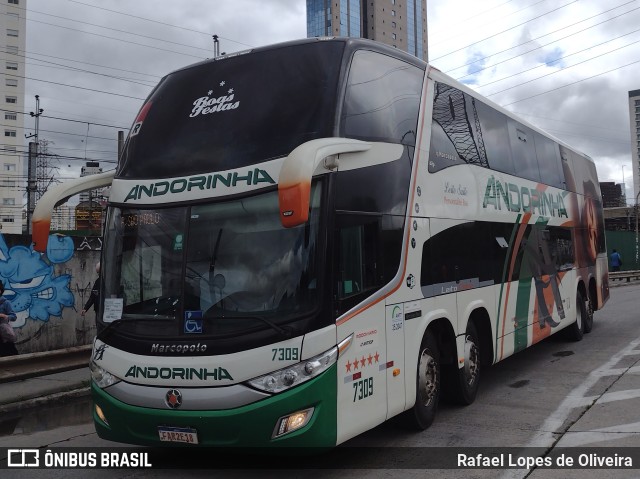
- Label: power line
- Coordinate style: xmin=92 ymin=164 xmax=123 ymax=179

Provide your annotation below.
xmin=26 ymin=16 xmax=208 ymax=61
xmin=501 ymin=58 xmax=640 ymax=106
xmin=0 ymin=107 xmax=129 ymax=130
xmin=451 ymin=1 xmax=639 ymax=79
xmin=6 ymin=71 xmax=148 ymax=101
xmin=485 ymin=38 xmax=640 ymax=97
xmin=19 ymin=6 xmax=217 ymax=55
xmin=67 ymin=0 xmax=254 ymax=49
xmin=431 ymin=0 xmax=579 ymax=62
xmin=22 ymin=48 xmax=162 ymax=81
xmin=430 ymin=0 xmax=543 ymax=47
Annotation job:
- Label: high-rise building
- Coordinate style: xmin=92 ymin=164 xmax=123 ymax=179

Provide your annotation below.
xmin=78 ymin=161 xmax=103 ymax=204
xmin=599 ymin=182 xmax=625 ymax=208
xmin=307 ymin=0 xmax=428 ymax=61
xmin=0 ymin=0 xmax=26 ymax=234
xmin=630 ymin=89 xmax=640 ymax=205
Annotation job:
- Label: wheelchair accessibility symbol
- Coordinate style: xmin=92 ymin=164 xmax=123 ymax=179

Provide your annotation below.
xmin=184 ymin=311 xmax=203 ymax=334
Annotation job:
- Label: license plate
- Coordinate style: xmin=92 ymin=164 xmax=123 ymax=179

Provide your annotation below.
xmin=158 ymin=426 xmax=199 ymax=444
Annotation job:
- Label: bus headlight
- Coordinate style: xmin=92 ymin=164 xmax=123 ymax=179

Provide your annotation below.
xmin=90 ymin=361 xmax=121 ymax=389
xmin=247 ymin=346 xmax=337 ymax=394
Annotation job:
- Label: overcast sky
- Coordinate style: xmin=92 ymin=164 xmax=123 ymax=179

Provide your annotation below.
xmin=22 ymin=0 xmax=639 ymax=201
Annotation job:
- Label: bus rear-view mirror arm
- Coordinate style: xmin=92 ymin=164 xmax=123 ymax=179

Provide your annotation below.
xmin=278 ymin=138 xmax=372 ymax=228
xmin=32 ymin=170 xmax=116 ymax=252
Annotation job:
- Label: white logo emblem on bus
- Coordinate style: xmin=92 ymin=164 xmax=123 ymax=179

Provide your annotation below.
xmin=190 ymin=82 xmax=240 ymax=118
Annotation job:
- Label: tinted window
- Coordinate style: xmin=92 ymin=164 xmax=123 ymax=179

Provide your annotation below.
xmin=119 ymin=42 xmax=344 ymax=179
xmin=334 ymin=147 xmax=413 ymax=215
xmin=508 ymin=120 xmax=540 ymax=183
xmin=429 ymin=82 xmax=514 ymax=175
xmin=334 ymin=212 xmax=403 ymax=314
xmin=534 ymin=133 xmax=565 ymax=189
xmin=475 ymin=100 xmax=514 ymax=175
xmin=341 ymin=50 xmax=423 ymax=145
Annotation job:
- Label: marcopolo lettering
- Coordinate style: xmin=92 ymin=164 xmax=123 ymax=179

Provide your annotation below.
xmin=151 ymin=343 xmax=208 ymax=353
xmin=124 ymin=169 xmax=275 ymax=202
xmin=482 ymin=176 xmax=568 ymax=218
xmin=125 ymin=366 xmax=234 ymax=381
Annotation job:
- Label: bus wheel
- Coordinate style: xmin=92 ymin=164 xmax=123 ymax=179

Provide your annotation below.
xmin=445 ymin=322 xmax=481 ymax=405
xmin=403 ymin=330 xmax=440 ymax=430
xmin=583 ymin=294 xmax=594 ymax=334
xmin=564 ymin=291 xmax=585 ymax=342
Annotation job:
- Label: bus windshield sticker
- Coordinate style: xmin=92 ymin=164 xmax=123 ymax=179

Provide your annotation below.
xmin=184 ymin=311 xmax=203 ymax=334
xmin=173 ymin=234 xmax=184 ymax=251
xmin=130 ymin=101 xmax=152 ymax=138
xmin=190 ymin=82 xmax=240 ymax=118
xmin=103 ymin=298 xmax=124 ymax=323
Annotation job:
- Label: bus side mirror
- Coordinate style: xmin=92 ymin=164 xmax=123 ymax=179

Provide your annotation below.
xmin=277 ymin=138 xmax=371 ymax=228
xmin=31 ymin=171 xmax=115 ymax=252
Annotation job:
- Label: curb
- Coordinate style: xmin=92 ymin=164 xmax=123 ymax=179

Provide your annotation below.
xmin=0 ymin=385 xmax=91 ymax=415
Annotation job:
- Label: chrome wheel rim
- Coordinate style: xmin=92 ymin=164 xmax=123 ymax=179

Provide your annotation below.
xmin=417 ymin=348 xmax=437 ymax=407
xmin=464 ymin=335 xmax=480 ymax=387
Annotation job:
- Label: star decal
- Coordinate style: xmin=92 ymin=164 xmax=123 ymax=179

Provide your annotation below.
xmin=220 ymin=81 xmax=226 ymax=86
xmin=374 ymin=351 xmax=380 ymax=363
xmin=367 ymin=353 xmax=373 ymax=365
xmin=353 ymin=358 xmax=359 ymax=370
xmin=228 ymin=88 xmax=234 ymax=94
xmin=360 ymin=356 xmax=366 ymax=368
xmin=345 ymin=360 xmax=352 ymax=372
xmin=208 ymin=90 xmax=213 ymax=95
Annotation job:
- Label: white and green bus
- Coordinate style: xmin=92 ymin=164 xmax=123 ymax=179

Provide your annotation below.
xmin=33 ymin=37 xmax=609 ymax=448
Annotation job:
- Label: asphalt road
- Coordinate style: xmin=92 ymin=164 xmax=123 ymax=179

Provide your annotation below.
xmin=2 ymin=283 xmax=640 ymax=478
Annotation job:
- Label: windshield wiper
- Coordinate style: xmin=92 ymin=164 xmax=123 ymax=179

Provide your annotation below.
xmin=213 ymin=315 xmax=295 ymax=338
xmin=97 ymin=317 xmax=173 ymax=339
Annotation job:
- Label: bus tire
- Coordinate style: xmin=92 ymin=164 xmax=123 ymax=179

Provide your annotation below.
xmin=402 ymin=330 xmax=440 ymax=430
xmin=564 ymin=291 xmax=585 ymax=342
xmin=583 ymin=293 xmax=594 ymax=334
xmin=445 ymin=322 xmax=481 ymax=405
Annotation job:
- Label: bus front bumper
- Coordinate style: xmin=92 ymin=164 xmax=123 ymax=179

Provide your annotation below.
xmin=92 ymin=363 xmax=337 ymax=448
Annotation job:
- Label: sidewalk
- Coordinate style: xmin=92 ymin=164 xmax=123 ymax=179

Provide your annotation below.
xmin=0 ymin=366 xmax=90 ymax=415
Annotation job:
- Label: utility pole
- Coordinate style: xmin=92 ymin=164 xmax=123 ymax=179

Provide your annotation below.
xmin=25 ymin=95 xmax=43 ymax=235
xmin=212 ymin=34 xmax=220 ymax=58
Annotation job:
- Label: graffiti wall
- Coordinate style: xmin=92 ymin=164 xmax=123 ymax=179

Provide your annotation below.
xmin=1 ymin=233 xmax=102 ymax=355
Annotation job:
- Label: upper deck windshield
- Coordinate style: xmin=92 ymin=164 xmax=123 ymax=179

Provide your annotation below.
xmin=118 ymin=41 xmax=344 ymax=179
xmin=101 ymin=183 xmax=323 ymax=340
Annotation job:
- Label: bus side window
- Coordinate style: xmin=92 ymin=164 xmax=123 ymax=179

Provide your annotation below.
xmin=334 ymin=214 xmax=384 ymax=314
xmin=507 ymin=121 xmax=540 ymax=183
xmin=533 ymin=133 xmax=565 ymax=189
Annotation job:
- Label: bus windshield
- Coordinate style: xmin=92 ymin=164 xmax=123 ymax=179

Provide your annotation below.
xmin=101 ymin=183 xmax=323 ymax=337
xmin=118 ymin=41 xmax=344 ymax=179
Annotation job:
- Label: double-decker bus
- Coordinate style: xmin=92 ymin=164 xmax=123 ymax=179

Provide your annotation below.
xmin=33 ymin=37 xmax=609 ymax=448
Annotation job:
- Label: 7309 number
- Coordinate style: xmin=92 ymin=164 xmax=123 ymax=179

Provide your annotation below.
xmin=271 ymin=347 xmax=299 ymax=361
xmin=353 ymin=377 xmax=374 ymax=402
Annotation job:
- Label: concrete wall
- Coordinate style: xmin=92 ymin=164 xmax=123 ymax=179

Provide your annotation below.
xmin=2 ymin=233 xmax=102 ymax=354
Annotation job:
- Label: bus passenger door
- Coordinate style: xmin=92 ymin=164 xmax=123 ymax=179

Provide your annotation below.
xmin=385 ymin=303 xmax=405 ymax=418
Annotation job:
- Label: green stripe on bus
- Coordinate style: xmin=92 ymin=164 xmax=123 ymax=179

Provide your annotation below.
xmin=495 ymin=214 xmax=522 ymax=362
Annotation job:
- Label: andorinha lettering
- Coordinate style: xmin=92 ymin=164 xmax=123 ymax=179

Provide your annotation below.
xmin=482 ymin=175 xmax=568 ymax=218
xmin=125 ymin=365 xmax=233 ymax=381
xmin=123 ymin=168 xmax=275 ymax=202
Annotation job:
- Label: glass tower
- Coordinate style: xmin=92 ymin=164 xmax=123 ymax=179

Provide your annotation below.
xmin=306 ymin=0 xmax=427 ymax=61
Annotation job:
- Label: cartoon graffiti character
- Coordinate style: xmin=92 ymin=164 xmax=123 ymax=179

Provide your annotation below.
xmin=0 ymin=234 xmax=75 ymax=328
